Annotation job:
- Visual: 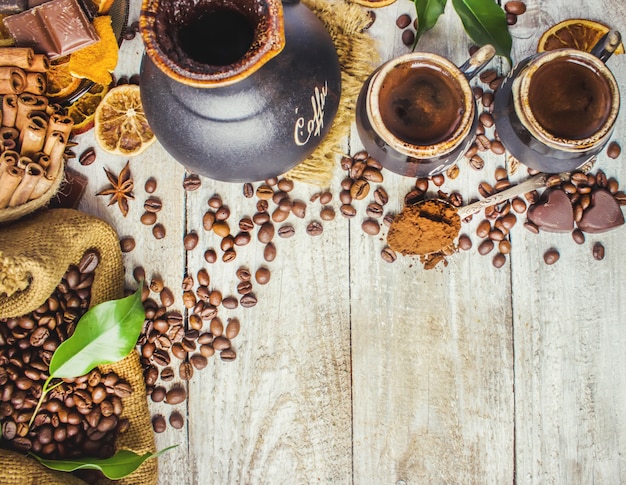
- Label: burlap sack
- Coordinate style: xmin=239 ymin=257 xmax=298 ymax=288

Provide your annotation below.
xmin=0 ymin=208 xmax=157 ymax=485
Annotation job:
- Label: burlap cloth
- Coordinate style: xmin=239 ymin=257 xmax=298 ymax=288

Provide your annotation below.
xmin=0 ymin=208 xmax=156 ymax=485
xmin=286 ymin=0 xmax=379 ymax=186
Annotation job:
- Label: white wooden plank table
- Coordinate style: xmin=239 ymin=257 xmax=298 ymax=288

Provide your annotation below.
xmin=70 ymin=0 xmax=626 ymax=482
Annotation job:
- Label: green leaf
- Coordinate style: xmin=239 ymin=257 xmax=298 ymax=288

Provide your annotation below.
xmin=31 ymin=446 xmax=177 ymax=480
xmin=413 ymin=0 xmax=447 ymax=45
xmin=48 ymin=285 xmax=145 ymax=378
xmin=451 ymin=0 xmax=512 ymax=63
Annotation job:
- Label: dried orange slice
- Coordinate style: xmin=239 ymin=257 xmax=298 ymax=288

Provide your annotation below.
xmin=67 ymin=82 xmax=110 ymax=135
xmin=46 ymin=57 xmax=84 ymax=101
xmin=94 ymin=84 xmax=156 ymax=156
xmin=349 ymin=0 xmax=397 ymax=7
xmin=69 ymin=16 xmax=119 ymax=86
xmin=538 ymin=19 xmax=624 ymax=54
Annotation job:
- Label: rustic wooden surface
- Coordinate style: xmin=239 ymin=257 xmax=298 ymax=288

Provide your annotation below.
xmin=68 ymin=0 xmax=626 ymax=482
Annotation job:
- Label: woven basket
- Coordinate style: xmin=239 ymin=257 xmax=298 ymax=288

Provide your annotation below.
xmin=0 ymin=208 xmax=157 ymax=485
xmin=0 ymin=162 xmax=65 ymax=225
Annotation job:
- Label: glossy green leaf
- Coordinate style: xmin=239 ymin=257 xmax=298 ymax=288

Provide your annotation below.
xmin=413 ymin=0 xmax=447 ymax=45
xmin=31 ymin=446 xmax=177 ymax=480
xmin=48 ymin=285 xmax=145 ymax=378
xmin=451 ymin=0 xmax=512 ymax=63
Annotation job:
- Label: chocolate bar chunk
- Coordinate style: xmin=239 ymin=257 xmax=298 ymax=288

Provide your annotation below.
xmin=0 ymin=0 xmax=28 ymax=15
xmin=3 ymin=0 xmax=99 ymax=59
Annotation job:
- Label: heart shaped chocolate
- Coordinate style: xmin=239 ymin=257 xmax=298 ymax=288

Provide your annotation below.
xmin=527 ymin=188 xmax=574 ymax=232
xmin=577 ymin=188 xmax=625 ymax=233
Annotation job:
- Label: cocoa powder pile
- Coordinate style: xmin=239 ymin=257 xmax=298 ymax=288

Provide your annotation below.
xmin=387 ymin=200 xmax=461 ymax=255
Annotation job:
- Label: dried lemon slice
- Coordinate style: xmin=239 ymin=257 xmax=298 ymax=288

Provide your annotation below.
xmin=94 ymin=84 xmax=156 ymax=156
xmin=537 ymin=19 xmax=624 ymax=54
xmin=67 ymin=82 xmax=110 ymax=135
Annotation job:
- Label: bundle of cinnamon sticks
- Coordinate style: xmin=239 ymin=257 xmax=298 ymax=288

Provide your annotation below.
xmin=0 ymin=47 xmax=73 ymax=209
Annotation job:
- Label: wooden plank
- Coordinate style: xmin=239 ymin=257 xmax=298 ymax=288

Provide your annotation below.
xmin=184 ymin=176 xmax=353 ymax=483
xmin=350 ymin=3 xmax=514 ymax=483
xmin=510 ymin=0 xmax=626 ymax=482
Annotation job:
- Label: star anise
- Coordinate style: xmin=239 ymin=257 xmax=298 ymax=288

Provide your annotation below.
xmin=96 ymin=161 xmax=134 ymax=217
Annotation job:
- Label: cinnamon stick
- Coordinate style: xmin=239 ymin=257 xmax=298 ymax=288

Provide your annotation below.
xmin=25 ymin=72 xmax=46 ymax=95
xmin=1 ymin=94 xmax=18 ymax=128
xmin=0 ymin=67 xmax=26 ymax=95
xmin=15 ymin=93 xmax=48 ymax=131
xmin=0 ymin=47 xmax=34 ymax=69
xmin=19 ymin=114 xmax=47 ymax=157
xmin=0 ymin=164 xmax=23 ymax=208
xmin=29 ymin=54 xmax=50 ymax=73
xmin=0 ymin=149 xmax=19 ymax=178
xmin=9 ymin=160 xmax=42 ymax=206
xmin=46 ymin=113 xmax=73 ymax=142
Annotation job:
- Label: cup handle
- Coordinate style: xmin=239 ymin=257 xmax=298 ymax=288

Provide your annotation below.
xmin=458 ymin=44 xmax=496 ymax=80
xmin=591 ymin=30 xmax=622 ymax=63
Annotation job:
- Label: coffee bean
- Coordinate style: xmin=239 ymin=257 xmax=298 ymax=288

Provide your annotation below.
xmin=225 ymin=318 xmax=241 ymax=339
xmin=140 ymin=211 xmax=157 ymax=225
xmin=160 ymin=367 xmax=174 ymax=381
xmin=258 ymin=222 xmax=275 ymax=243
xmin=222 ymin=296 xmax=238 ymax=309
xmin=362 ymin=167 xmax=383 ymax=183
xmin=401 ymin=29 xmax=415 ymax=46
xmin=183 ymin=174 xmax=201 ymax=191
xmin=152 ymin=223 xmax=166 ymax=239
xmin=590 ymin=242 xmax=606 ymax=260
xmin=255 ymin=267 xmax=271 ymax=285
xmin=373 ymin=188 xmax=388 ymax=206
xmin=340 ymin=204 xmax=356 ymax=218
xmin=236 ymin=267 xmax=251 ymax=281
xmin=479 ymin=69 xmax=497 ymax=84
xmin=152 ymin=415 xmax=166 ymax=433
xmin=572 ymin=229 xmax=585 ymax=245
xmin=204 ymin=249 xmax=217 ymax=264
xmin=277 ymin=178 xmax=294 ymax=192
xmin=215 ymin=206 xmax=230 ymax=221
xmin=143 ymin=177 xmax=157 ymax=194
xmin=306 ymin=221 xmax=324 ymax=236
xmin=350 ymin=178 xmax=370 ymax=200
xmin=190 ymin=353 xmax=208 ymax=370
xmin=220 ymin=235 xmax=235 ymax=252
xmin=113 ymin=381 xmax=133 ymax=398
xmin=79 ymin=147 xmax=96 ymax=166
xmin=607 ymin=141 xmax=621 ymax=159
xmin=240 ymin=294 xmax=257 ymax=308
xmin=165 ymin=387 xmax=186 ymax=405
xmin=212 ymin=221 xmax=230 ymax=237
xmin=482 ymin=92 xmax=494 ymax=108
xmin=207 ymin=195 xmax=222 ymax=209
xmin=220 ymin=349 xmax=237 ymax=362
xmin=243 ymin=183 xmax=254 ymax=198
xmin=469 ymin=155 xmax=485 ymax=171
xmin=396 ymin=13 xmax=411 ymax=28
xmin=478 ymin=239 xmax=495 ymax=255
xmin=492 ymin=252 xmax=506 ymax=268
xmin=380 ymin=246 xmax=397 ymax=263
xmin=144 ymin=197 xmax=162 ymax=212
xmin=366 ymin=202 xmax=383 ymax=218
xmin=291 ymin=200 xmax=307 ymax=218
xmin=491 ymin=140 xmax=505 ymax=155
xmin=320 ymin=207 xmax=335 ymax=221
xmin=179 ymin=361 xmax=193 ymax=381
xmin=505 ymin=0 xmax=526 ymax=14
xmin=278 ymin=224 xmax=295 ymax=238
xmin=264 ymin=242 xmax=276 ymax=262
xmin=151 ymin=386 xmax=166 ymax=403
xmin=184 ymin=232 xmax=199 ymax=250
xmin=476 ymin=220 xmax=491 ymax=238
xmin=160 ymin=287 xmax=174 ymax=308
xmin=119 ymin=236 xmax=135 ymax=253
xmin=169 ymin=411 xmax=184 ymax=429
xmin=511 ymin=197 xmax=527 ymax=214
xmin=506 ymin=13 xmax=517 ymax=25
xmin=543 ymin=248 xmax=560 ymax=265
xmin=202 ymin=211 xmax=216 ymax=231
xmin=361 ymin=219 xmax=380 ymax=236
xmin=237 ymin=281 xmax=253 ymax=295
xmin=209 ymin=318 xmax=223 ymax=337
xmin=256 ymin=184 xmax=274 ymax=200
xmin=458 ymin=234 xmax=472 ymax=251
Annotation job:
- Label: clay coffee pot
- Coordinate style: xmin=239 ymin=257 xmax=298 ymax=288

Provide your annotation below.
xmin=139 ymin=0 xmax=341 ymax=182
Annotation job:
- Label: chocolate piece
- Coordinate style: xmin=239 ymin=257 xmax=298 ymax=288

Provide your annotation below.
xmin=3 ymin=0 xmax=99 ymax=59
xmin=577 ymin=188 xmax=625 ymax=233
xmin=48 ymin=166 xmax=87 ymax=209
xmin=527 ymin=188 xmax=574 ymax=232
xmin=0 ymin=0 xmax=28 ymax=15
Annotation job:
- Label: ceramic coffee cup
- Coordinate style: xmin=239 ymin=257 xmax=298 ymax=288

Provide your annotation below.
xmin=493 ymin=31 xmax=621 ymax=173
xmin=355 ymin=45 xmax=495 ymax=178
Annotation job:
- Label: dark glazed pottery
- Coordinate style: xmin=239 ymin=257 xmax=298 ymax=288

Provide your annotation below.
xmin=139 ymin=0 xmax=341 ymax=182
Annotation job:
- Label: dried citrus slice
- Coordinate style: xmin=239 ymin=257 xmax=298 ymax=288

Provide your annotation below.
xmin=349 ymin=0 xmax=397 ymax=7
xmin=69 ymin=16 xmax=119 ymax=86
xmin=46 ymin=57 xmax=84 ymax=101
xmin=94 ymin=84 xmax=156 ymax=156
xmin=538 ymin=19 xmax=624 ymax=54
xmin=67 ymin=82 xmax=110 ymax=135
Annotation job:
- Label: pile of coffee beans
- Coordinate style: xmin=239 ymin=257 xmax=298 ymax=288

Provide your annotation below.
xmin=0 ymin=251 xmax=132 ymax=460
